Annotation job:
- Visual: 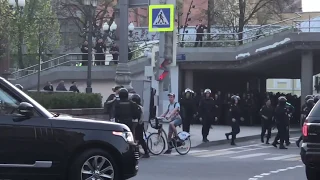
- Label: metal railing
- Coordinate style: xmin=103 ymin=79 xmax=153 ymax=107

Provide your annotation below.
xmin=177 ymin=13 xmax=302 ymax=47
xmin=293 ymin=19 xmax=320 ymax=32
xmin=10 ymin=44 xmax=158 ymax=80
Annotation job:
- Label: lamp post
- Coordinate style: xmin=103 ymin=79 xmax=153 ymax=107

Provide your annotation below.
xmin=8 ymin=0 xmax=26 ymax=69
xmin=83 ymin=0 xmax=97 ymax=93
xmin=114 ymin=0 xmax=135 ymax=91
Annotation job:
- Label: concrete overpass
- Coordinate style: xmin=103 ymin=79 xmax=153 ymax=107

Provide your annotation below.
xmin=178 ymin=31 xmax=320 ymax=101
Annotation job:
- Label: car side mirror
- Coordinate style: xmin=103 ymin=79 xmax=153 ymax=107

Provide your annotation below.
xmin=17 ymin=102 xmax=34 ymax=118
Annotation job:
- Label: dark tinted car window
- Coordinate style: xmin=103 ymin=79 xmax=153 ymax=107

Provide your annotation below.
xmin=308 ymin=101 xmax=320 ymax=121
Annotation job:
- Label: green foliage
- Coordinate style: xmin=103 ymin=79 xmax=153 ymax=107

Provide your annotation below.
xmin=3 ymin=0 xmax=60 ymax=67
xmin=28 ymin=92 xmax=102 ymax=109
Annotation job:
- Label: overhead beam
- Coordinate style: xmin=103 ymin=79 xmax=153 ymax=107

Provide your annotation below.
xmin=129 ymin=0 xmax=149 ymax=8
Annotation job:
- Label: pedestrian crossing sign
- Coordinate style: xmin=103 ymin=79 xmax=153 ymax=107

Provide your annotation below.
xmin=148 ymin=4 xmax=174 ymax=32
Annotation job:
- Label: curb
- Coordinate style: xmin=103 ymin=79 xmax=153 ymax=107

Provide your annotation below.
xmin=194 ymin=130 xmax=301 ymax=148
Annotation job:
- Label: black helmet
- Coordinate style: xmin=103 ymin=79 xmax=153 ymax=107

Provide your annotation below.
xmin=118 ymin=88 xmax=129 ymax=100
xmin=130 ymin=94 xmax=141 ymax=105
xmin=305 ymin=95 xmax=314 ymax=101
xmin=15 ymin=84 xmax=23 ymax=90
xmin=306 ymin=98 xmax=314 ymax=108
xmin=314 ymin=95 xmax=320 ymax=103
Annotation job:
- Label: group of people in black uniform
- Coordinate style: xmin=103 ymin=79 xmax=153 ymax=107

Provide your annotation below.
xmin=105 ymin=85 xmax=317 ymax=158
xmin=178 ymin=88 xmax=318 ymax=148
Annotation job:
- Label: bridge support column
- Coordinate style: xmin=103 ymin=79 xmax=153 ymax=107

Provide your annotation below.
xmin=184 ymin=70 xmax=194 ymax=90
xmin=301 ymin=50 xmax=313 ymax=106
xmin=258 ymin=78 xmax=266 ymax=93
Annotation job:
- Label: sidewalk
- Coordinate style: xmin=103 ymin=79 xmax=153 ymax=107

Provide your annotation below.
xmin=146 ymin=123 xmax=301 ymax=148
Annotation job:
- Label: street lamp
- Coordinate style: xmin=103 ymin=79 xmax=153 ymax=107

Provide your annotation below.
xmin=128 ymin=22 xmax=135 ymax=32
xmin=114 ymin=0 xmax=135 ymax=91
xmin=83 ymin=0 xmax=97 ymax=93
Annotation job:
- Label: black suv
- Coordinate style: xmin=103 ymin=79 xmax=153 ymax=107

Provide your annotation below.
xmin=0 ymin=77 xmax=139 ymax=180
xmin=301 ymin=101 xmax=320 ymax=180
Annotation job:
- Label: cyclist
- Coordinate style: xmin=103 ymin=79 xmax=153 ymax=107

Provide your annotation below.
xmin=161 ymin=93 xmax=182 ymax=154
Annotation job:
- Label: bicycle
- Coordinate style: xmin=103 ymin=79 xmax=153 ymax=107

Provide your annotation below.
xmin=147 ymin=117 xmax=192 ymax=155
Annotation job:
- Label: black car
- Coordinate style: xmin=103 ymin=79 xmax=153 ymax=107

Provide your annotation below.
xmin=301 ymin=101 xmax=320 ymax=180
xmin=0 ymin=77 xmax=139 ymax=180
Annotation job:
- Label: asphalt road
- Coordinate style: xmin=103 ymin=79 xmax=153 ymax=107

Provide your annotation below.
xmin=132 ymin=135 xmax=306 ymax=180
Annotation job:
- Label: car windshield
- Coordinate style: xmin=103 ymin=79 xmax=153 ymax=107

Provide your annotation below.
xmin=4 ymin=79 xmax=53 ymax=118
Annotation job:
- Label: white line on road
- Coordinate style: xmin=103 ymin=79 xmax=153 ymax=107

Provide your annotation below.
xmin=264 ymin=154 xmax=299 ymax=161
xmin=196 ymin=146 xmax=270 ymax=158
xmin=248 ymin=165 xmax=304 ymax=180
xmin=196 ymin=150 xmax=237 ymax=157
xmin=231 ymin=153 xmax=270 ymax=159
xmin=170 ymin=149 xmax=209 ymax=156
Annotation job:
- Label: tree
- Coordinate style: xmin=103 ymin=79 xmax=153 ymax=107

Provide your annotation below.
xmin=2 ymin=0 xmax=60 ymax=68
xmin=175 ymin=0 xmax=196 ymax=47
xmin=56 ymin=0 xmax=115 ymax=42
xmin=212 ymin=0 xmax=278 ymax=44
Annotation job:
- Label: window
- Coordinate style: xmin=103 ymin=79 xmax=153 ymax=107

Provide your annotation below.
xmin=0 ymin=88 xmax=20 ymax=115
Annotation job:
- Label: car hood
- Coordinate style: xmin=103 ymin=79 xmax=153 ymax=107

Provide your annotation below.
xmin=50 ymin=116 xmax=130 ymax=132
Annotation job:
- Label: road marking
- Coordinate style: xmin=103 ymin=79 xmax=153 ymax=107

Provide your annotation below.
xmin=283 ymin=156 xmax=302 ymax=161
xmin=265 ymin=154 xmax=299 ymax=161
xmin=196 ymin=150 xmax=237 ymax=157
xmin=171 ymin=149 xmax=209 ymax=156
xmin=248 ymin=165 xmax=303 ymax=180
xmin=231 ymin=153 xmax=270 ymax=159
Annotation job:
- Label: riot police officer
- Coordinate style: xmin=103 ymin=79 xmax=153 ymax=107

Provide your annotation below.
xmin=225 ymin=95 xmax=243 ymax=145
xmin=272 ymin=96 xmax=290 ymax=149
xmin=130 ymin=94 xmax=150 ymax=158
xmin=180 ymin=88 xmax=196 ymax=133
xmin=114 ymin=88 xmax=141 ymax=138
xmin=199 ymin=89 xmax=217 ymax=142
xmin=296 ymin=98 xmax=314 ymax=147
xmin=260 ymin=99 xmax=274 ymax=144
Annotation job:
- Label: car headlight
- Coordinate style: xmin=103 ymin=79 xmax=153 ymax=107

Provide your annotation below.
xmin=113 ymin=131 xmax=134 ymax=143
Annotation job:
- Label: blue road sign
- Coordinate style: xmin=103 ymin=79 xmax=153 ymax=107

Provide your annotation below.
xmin=148 ymin=4 xmax=174 ymax=32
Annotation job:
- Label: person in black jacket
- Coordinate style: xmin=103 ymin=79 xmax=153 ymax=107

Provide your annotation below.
xmin=296 ymin=98 xmax=314 ymax=147
xmin=131 ymin=94 xmax=150 ymax=158
xmin=80 ymin=41 xmax=88 ymax=66
xmin=199 ymin=89 xmax=217 ymax=142
xmin=94 ymin=39 xmax=107 ymax=66
xmin=180 ymin=88 xmax=196 ymax=133
xmin=260 ymin=99 xmax=274 ymax=144
xmin=114 ymin=88 xmax=140 ymax=138
xmin=105 ymin=85 xmax=123 ymax=121
xmin=225 ymin=95 xmax=243 ymax=145
xmin=272 ymin=96 xmax=290 ymax=149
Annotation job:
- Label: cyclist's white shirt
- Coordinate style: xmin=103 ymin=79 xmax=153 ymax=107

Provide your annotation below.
xmin=165 ymin=102 xmax=181 ymax=119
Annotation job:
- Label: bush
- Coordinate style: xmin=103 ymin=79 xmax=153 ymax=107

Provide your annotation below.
xmin=27 ymin=92 xmax=102 ymax=109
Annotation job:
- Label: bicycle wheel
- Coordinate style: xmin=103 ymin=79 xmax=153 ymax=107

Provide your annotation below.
xmin=147 ymin=132 xmax=166 ymax=155
xmin=174 ymin=137 xmax=191 ymax=155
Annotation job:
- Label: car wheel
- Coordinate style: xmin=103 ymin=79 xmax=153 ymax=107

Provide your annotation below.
xmin=306 ymin=166 xmax=318 ymax=180
xmin=69 ymin=148 xmax=119 ymax=180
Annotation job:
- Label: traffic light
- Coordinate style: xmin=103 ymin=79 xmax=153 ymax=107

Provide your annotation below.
xmin=155 ymin=56 xmax=170 ymax=81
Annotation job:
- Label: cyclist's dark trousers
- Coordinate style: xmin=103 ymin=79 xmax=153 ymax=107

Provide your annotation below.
xmin=274 ymin=124 xmax=287 ymax=145
xmin=202 ymin=117 xmax=211 ymax=139
xmin=261 ymin=121 xmax=272 ymax=142
xmin=183 ymin=114 xmax=192 ymax=133
xmin=135 ymin=124 xmax=149 ymax=155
